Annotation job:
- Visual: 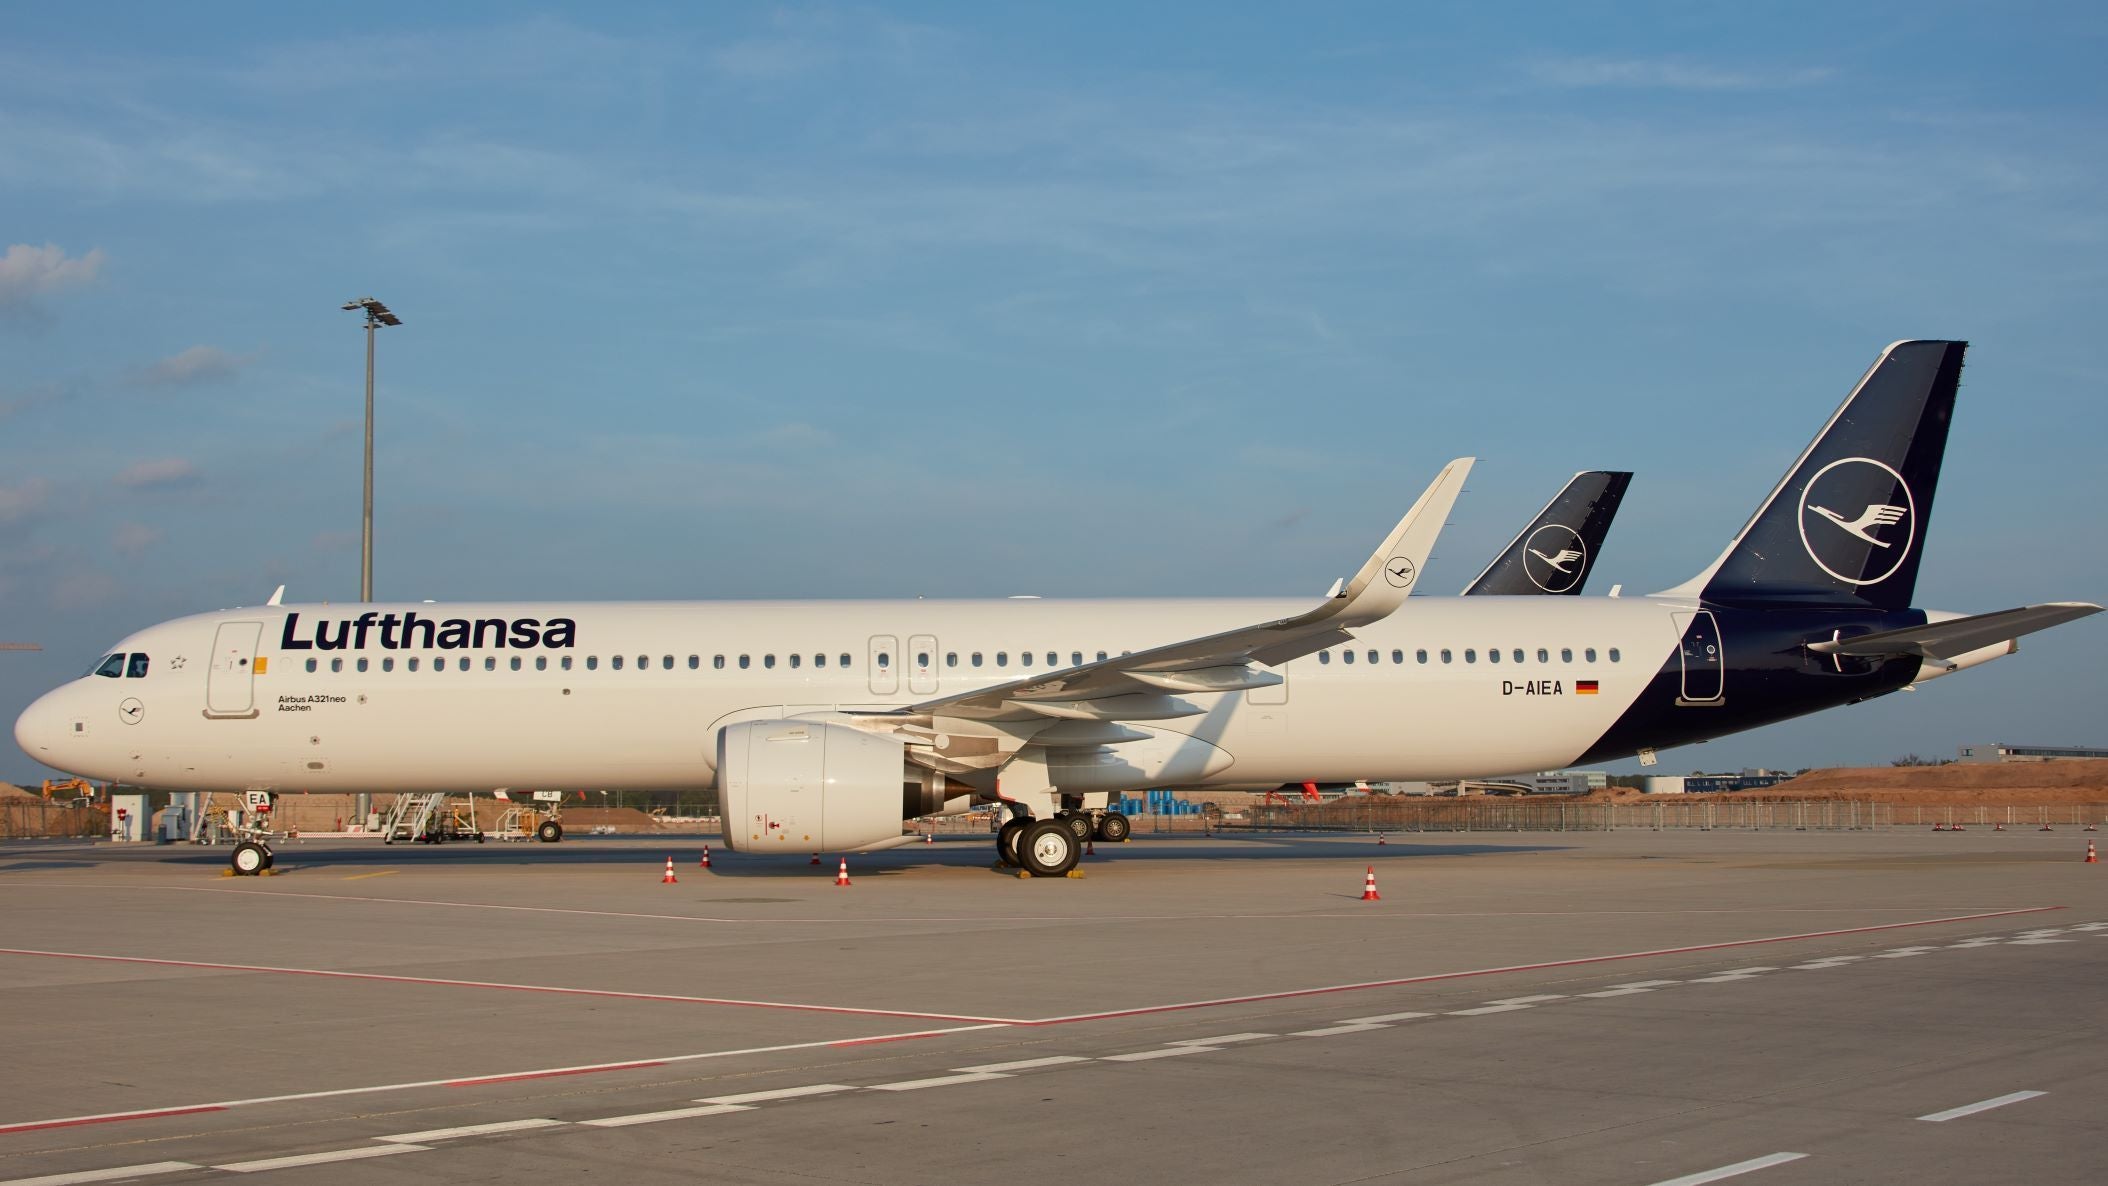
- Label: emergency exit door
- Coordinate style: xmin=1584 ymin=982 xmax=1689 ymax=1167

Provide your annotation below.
xmin=206 ymin=621 xmax=263 ymax=717
xmin=907 ymin=634 xmax=939 ymax=696
xmin=867 ymin=634 xmax=899 ymax=696
xmin=1673 ymin=611 xmax=1724 ymax=704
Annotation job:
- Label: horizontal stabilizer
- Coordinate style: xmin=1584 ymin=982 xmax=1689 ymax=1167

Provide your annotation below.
xmin=1808 ymin=602 xmax=2102 ymax=660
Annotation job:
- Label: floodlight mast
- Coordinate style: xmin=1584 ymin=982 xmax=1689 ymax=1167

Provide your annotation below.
xmin=340 ymin=297 xmax=400 ymax=602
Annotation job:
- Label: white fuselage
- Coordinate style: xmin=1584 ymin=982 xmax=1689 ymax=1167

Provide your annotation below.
xmin=16 ymin=596 xmax=1680 ymax=794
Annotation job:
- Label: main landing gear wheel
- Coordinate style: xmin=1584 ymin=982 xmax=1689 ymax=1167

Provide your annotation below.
xmin=1060 ymin=812 xmax=1093 ymax=843
xmin=1020 ymin=819 xmax=1081 ymax=878
xmin=1096 ymin=811 xmax=1131 ymax=843
xmin=231 ymin=842 xmax=270 ymax=876
xmin=996 ymin=818 xmax=1028 ymax=868
xmin=536 ymin=820 xmax=563 ymax=843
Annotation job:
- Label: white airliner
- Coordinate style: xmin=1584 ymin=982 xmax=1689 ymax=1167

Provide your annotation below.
xmin=13 ymin=341 xmax=2099 ymax=877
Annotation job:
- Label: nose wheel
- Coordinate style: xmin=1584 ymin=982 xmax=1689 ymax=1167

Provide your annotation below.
xmin=230 ymin=841 xmax=273 ymax=876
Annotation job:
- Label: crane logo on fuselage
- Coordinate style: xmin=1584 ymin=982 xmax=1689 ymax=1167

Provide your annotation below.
xmin=277 ymin=611 xmax=578 ymax=651
xmin=1796 ymin=457 xmax=1916 ymax=587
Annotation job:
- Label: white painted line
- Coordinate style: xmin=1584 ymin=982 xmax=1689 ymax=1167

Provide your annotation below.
xmin=1918 ymin=1090 xmax=2047 ymax=1122
xmin=376 ymin=1118 xmax=563 ymax=1142
xmin=1289 ymin=1024 xmax=1389 ymax=1037
xmin=1943 ymin=939 xmax=2002 ymax=949
xmin=1338 ymin=1011 xmax=1435 ymax=1023
xmin=2012 ymin=929 xmax=2068 ymax=938
xmin=1691 ymin=967 xmax=1779 ymax=983
xmin=1101 ymin=1046 xmax=1217 ymax=1062
xmin=867 ymin=1072 xmax=1011 ymax=1092
xmin=1448 ymin=1003 xmax=1536 ymax=1016
xmin=1166 ymin=1033 xmax=1274 ymax=1046
xmin=217 ymin=1144 xmax=429 ymax=1172
xmin=954 ymin=1056 xmax=1091 ymax=1073
xmin=2005 ymin=938 xmax=2073 ymax=946
xmin=579 ymin=1104 xmax=752 ymax=1128
xmin=0 ymin=1163 xmax=198 ymax=1186
xmin=1872 ymin=947 xmax=1940 ymax=959
xmin=698 ymin=1084 xmax=854 ymax=1105
xmin=1486 ymin=994 xmax=1567 ymax=1005
xmin=1644 ymin=1151 xmax=1808 ymax=1185
xmin=1581 ymin=979 xmax=1684 ymax=997
xmin=1792 ymin=955 xmax=1869 ymax=967
xmin=2068 ymin=922 xmax=2108 ymax=932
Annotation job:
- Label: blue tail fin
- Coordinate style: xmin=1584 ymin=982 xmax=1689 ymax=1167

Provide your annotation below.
xmin=1674 ymin=340 xmax=1964 ymax=611
xmin=1463 ymin=471 xmax=1632 ymax=595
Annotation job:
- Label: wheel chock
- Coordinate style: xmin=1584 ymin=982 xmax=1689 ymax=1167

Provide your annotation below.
xmin=1014 ymin=869 xmax=1031 ymax=879
xmin=1065 ymin=869 xmax=1086 ymax=879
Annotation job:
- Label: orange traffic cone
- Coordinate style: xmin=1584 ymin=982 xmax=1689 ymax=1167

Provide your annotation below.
xmin=835 ymin=858 xmax=852 ymax=886
xmin=2087 ymin=842 xmax=2098 ymax=864
xmin=1377 ymin=833 xmax=1387 ymax=846
xmin=1994 ymin=822 xmax=2004 ymax=832
xmin=810 ymin=851 xmax=821 ymax=865
xmin=924 ymin=832 xmax=934 ymax=844
xmin=1360 ymin=866 xmax=1381 ymax=902
xmin=700 ymin=845 xmax=711 ymax=869
xmin=661 ymin=857 xmax=678 ymax=885
xmin=1085 ymin=838 xmax=1095 ymax=856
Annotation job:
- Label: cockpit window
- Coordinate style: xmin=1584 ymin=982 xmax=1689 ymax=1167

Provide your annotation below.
xmin=126 ymin=654 xmax=150 ymax=678
xmin=93 ymin=654 xmax=126 ymax=678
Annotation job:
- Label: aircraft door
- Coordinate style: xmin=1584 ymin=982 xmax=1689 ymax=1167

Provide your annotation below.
xmin=907 ymin=633 xmax=939 ymax=696
xmin=1673 ymin=611 xmax=1724 ymax=704
xmin=867 ymin=634 xmax=899 ymax=696
xmin=206 ymin=621 xmax=264 ymax=717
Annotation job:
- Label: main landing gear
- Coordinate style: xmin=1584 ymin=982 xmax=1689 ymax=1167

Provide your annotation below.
xmin=536 ymin=819 xmax=564 ymax=843
xmin=993 ymin=809 xmax=1131 ymax=877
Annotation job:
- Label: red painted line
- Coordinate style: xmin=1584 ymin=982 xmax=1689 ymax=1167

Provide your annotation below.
xmin=1022 ymin=906 xmax=2065 ymax=1025
xmin=448 ymin=1062 xmax=665 ymax=1087
xmin=0 ymin=1104 xmax=225 ymax=1135
xmin=0 ymin=948 xmax=1015 ymax=1025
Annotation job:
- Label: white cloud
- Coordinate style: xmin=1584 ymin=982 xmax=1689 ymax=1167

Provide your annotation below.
xmin=0 ymin=243 xmax=104 ymax=309
xmin=1524 ymin=57 xmax=1834 ymax=91
xmin=115 ymin=458 xmax=200 ymax=489
xmin=0 ymin=477 xmax=53 ymax=526
xmin=144 ymin=345 xmax=251 ymax=386
xmin=112 ymin=523 xmax=161 ymax=556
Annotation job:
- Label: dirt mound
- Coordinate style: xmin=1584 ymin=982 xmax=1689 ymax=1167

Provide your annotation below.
xmin=1699 ymin=761 xmax=2108 ymax=805
xmin=0 ymin=782 xmax=35 ymax=800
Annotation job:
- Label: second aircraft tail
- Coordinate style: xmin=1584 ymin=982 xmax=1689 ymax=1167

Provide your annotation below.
xmin=1462 ymin=471 xmax=1632 ymax=596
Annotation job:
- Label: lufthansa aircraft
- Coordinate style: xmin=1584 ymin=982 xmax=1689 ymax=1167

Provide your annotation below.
xmin=13 ymin=341 xmax=2098 ymax=877
xmin=1462 ymin=471 xmax=1631 ymax=596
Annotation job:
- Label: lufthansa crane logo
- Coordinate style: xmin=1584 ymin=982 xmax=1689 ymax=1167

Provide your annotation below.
xmin=1384 ymin=557 xmax=1417 ymax=589
xmin=1797 ymin=456 xmax=1916 ymax=586
xmin=1522 ymin=524 xmax=1588 ymax=593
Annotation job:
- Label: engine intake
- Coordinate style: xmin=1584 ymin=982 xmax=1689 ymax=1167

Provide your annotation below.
xmin=718 ymin=720 xmax=909 ymax=853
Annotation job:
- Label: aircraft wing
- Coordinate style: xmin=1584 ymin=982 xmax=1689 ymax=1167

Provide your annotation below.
xmin=1806 ymin=602 xmax=2102 ymax=660
xmin=887 ymin=458 xmax=1473 ymax=727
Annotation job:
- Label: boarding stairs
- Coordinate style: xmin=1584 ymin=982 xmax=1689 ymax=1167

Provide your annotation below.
xmin=380 ymin=793 xmax=447 ymax=843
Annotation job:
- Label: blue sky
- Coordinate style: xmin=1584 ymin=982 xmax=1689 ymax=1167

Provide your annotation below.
xmin=4 ymin=2 xmax=2104 ymax=781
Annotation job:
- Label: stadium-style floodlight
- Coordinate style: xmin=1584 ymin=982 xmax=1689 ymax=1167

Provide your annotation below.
xmin=341 ymin=297 xmax=402 ymax=602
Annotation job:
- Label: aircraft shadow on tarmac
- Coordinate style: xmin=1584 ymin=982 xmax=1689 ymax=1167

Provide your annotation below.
xmin=90 ymin=834 xmax=1572 ymax=877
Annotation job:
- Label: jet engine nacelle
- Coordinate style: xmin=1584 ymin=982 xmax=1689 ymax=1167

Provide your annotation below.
xmin=717 ymin=720 xmax=908 ymax=853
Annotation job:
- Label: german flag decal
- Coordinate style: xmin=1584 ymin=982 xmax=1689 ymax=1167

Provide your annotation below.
xmin=1576 ymin=679 xmax=1599 ymax=695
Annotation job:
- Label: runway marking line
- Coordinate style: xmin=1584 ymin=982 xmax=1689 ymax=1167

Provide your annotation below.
xmin=0 ymin=947 xmax=1010 ymax=1025
xmin=578 ymin=1104 xmax=751 ymax=1128
xmin=376 ymin=1118 xmax=563 ymax=1142
xmin=866 ymin=1072 xmax=1010 ymax=1092
xmin=0 ymin=908 xmax=2060 ymax=1138
xmin=0 ymin=1162 xmax=198 ymax=1186
xmin=955 ymin=1057 xmax=1091 ymax=1072
xmin=447 ymin=1062 xmax=665 ymax=1087
xmin=1166 ymin=1033 xmax=1274 ymax=1045
xmin=1100 ymin=1046 xmax=1215 ymax=1062
xmin=341 ymin=871 xmax=397 ymax=881
xmin=1339 ymin=1011 xmax=1435 ymax=1023
xmin=1289 ymin=1023 xmax=1388 ymax=1037
xmin=1917 ymin=1090 xmax=2046 ymax=1122
xmin=698 ymin=1085 xmax=853 ymax=1105
xmin=1645 ymin=1152 xmax=1808 ymax=1185
xmin=215 ymin=1143 xmax=428 ymax=1172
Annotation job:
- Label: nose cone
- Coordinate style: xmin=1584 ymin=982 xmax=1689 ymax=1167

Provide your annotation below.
xmin=14 ymin=691 xmax=64 ymax=761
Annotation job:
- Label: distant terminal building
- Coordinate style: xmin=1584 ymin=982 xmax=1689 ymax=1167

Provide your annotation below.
xmin=1640 ymin=770 xmax=1792 ymax=795
xmin=1956 ymin=743 xmax=2108 ymax=764
xmin=1473 ymin=770 xmax=1610 ymax=795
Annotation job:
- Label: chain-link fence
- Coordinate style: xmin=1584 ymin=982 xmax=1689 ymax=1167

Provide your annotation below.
xmin=1205 ymin=798 xmax=2108 ymax=833
xmin=0 ymin=800 xmax=109 ymax=839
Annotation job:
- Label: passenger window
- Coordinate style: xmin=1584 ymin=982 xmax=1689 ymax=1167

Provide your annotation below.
xmin=875 ymin=652 xmax=888 ymax=669
xmin=1488 ymin=649 xmax=1500 ymax=664
xmin=1514 ymin=649 xmax=1525 ymax=664
xmin=458 ymin=657 xmax=470 ymax=671
xmin=1584 ymin=648 xmax=1596 ymax=663
xmin=331 ymin=658 xmax=344 ymax=673
xmin=1392 ymin=650 xmax=1404 ymax=664
xmin=688 ymin=655 xmax=699 ymax=670
xmin=839 ymin=653 xmax=851 ymax=668
xmin=1096 ymin=651 xmax=1108 ymax=662
xmin=789 ymin=654 xmax=802 ymax=669
xmin=1342 ymin=650 xmax=1354 ymax=665
xmin=972 ymin=652 xmax=983 ymax=667
xmin=1464 ymin=649 xmax=1477 ymax=663
xmin=355 ymin=658 xmax=368 ymax=672
xmin=946 ymin=652 xmax=958 ymax=668
xmin=1416 ymin=649 xmax=1428 ymax=664
xmin=1021 ymin=651 xmax=1034 ymax=668
xmin=1047 ymin=652 xmax=1057 ymax=667
xmin=1319 ymin=651 xmax=1331 ymax=665
xmin=663 ymin=655 xmax=674 ymax=670
xmin=94 ymin=654 xmax=125 ymax=678
xmin=382 ymin=658 xmax=395 ymax=672
xmin=915 ymin=651 xmax=929 ymax=669
xmin=485 ymin=656 xmax=497 ymax=671
xmin=1609 ymin=648 xmax=1621 ymax=663
xmin=1368 ymin=649 xmax=1379 ymax=665
xmin=814 ymin=653 xmax=826 ymax=668
xmin=1561 ymin=648 xmax=1573 ymax=663
xmin=1071 ymin=651 xmax=1082 ymax=667
xmin=537 ymin=656 xmax=548 ymax=671
xmin=1441 ymin=649 xmax=1453 ymax=664
xmin=126 ymin=654 xmax=150 ymax=678
xmin=409 ymin=657 xmax=420 ymax=672
xmin=588 ymin=656 xmax=600 ymax=671
xmin=306 ymin=658 xmax=318 ymax=673
xmin=764 ymin=654 xmax=776 ymax=669
xmin=996 ymin=652 xmax=1008 ymax=668
xmin=561 ymin=656 xmax=573 ymax=671
xmin=738 ymin=655 xmax=749 ymax=669
xmin=508 ymin=656 xmax=520 ymax=671
xmin=713 ymin=655 xmax=725 ymax=670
